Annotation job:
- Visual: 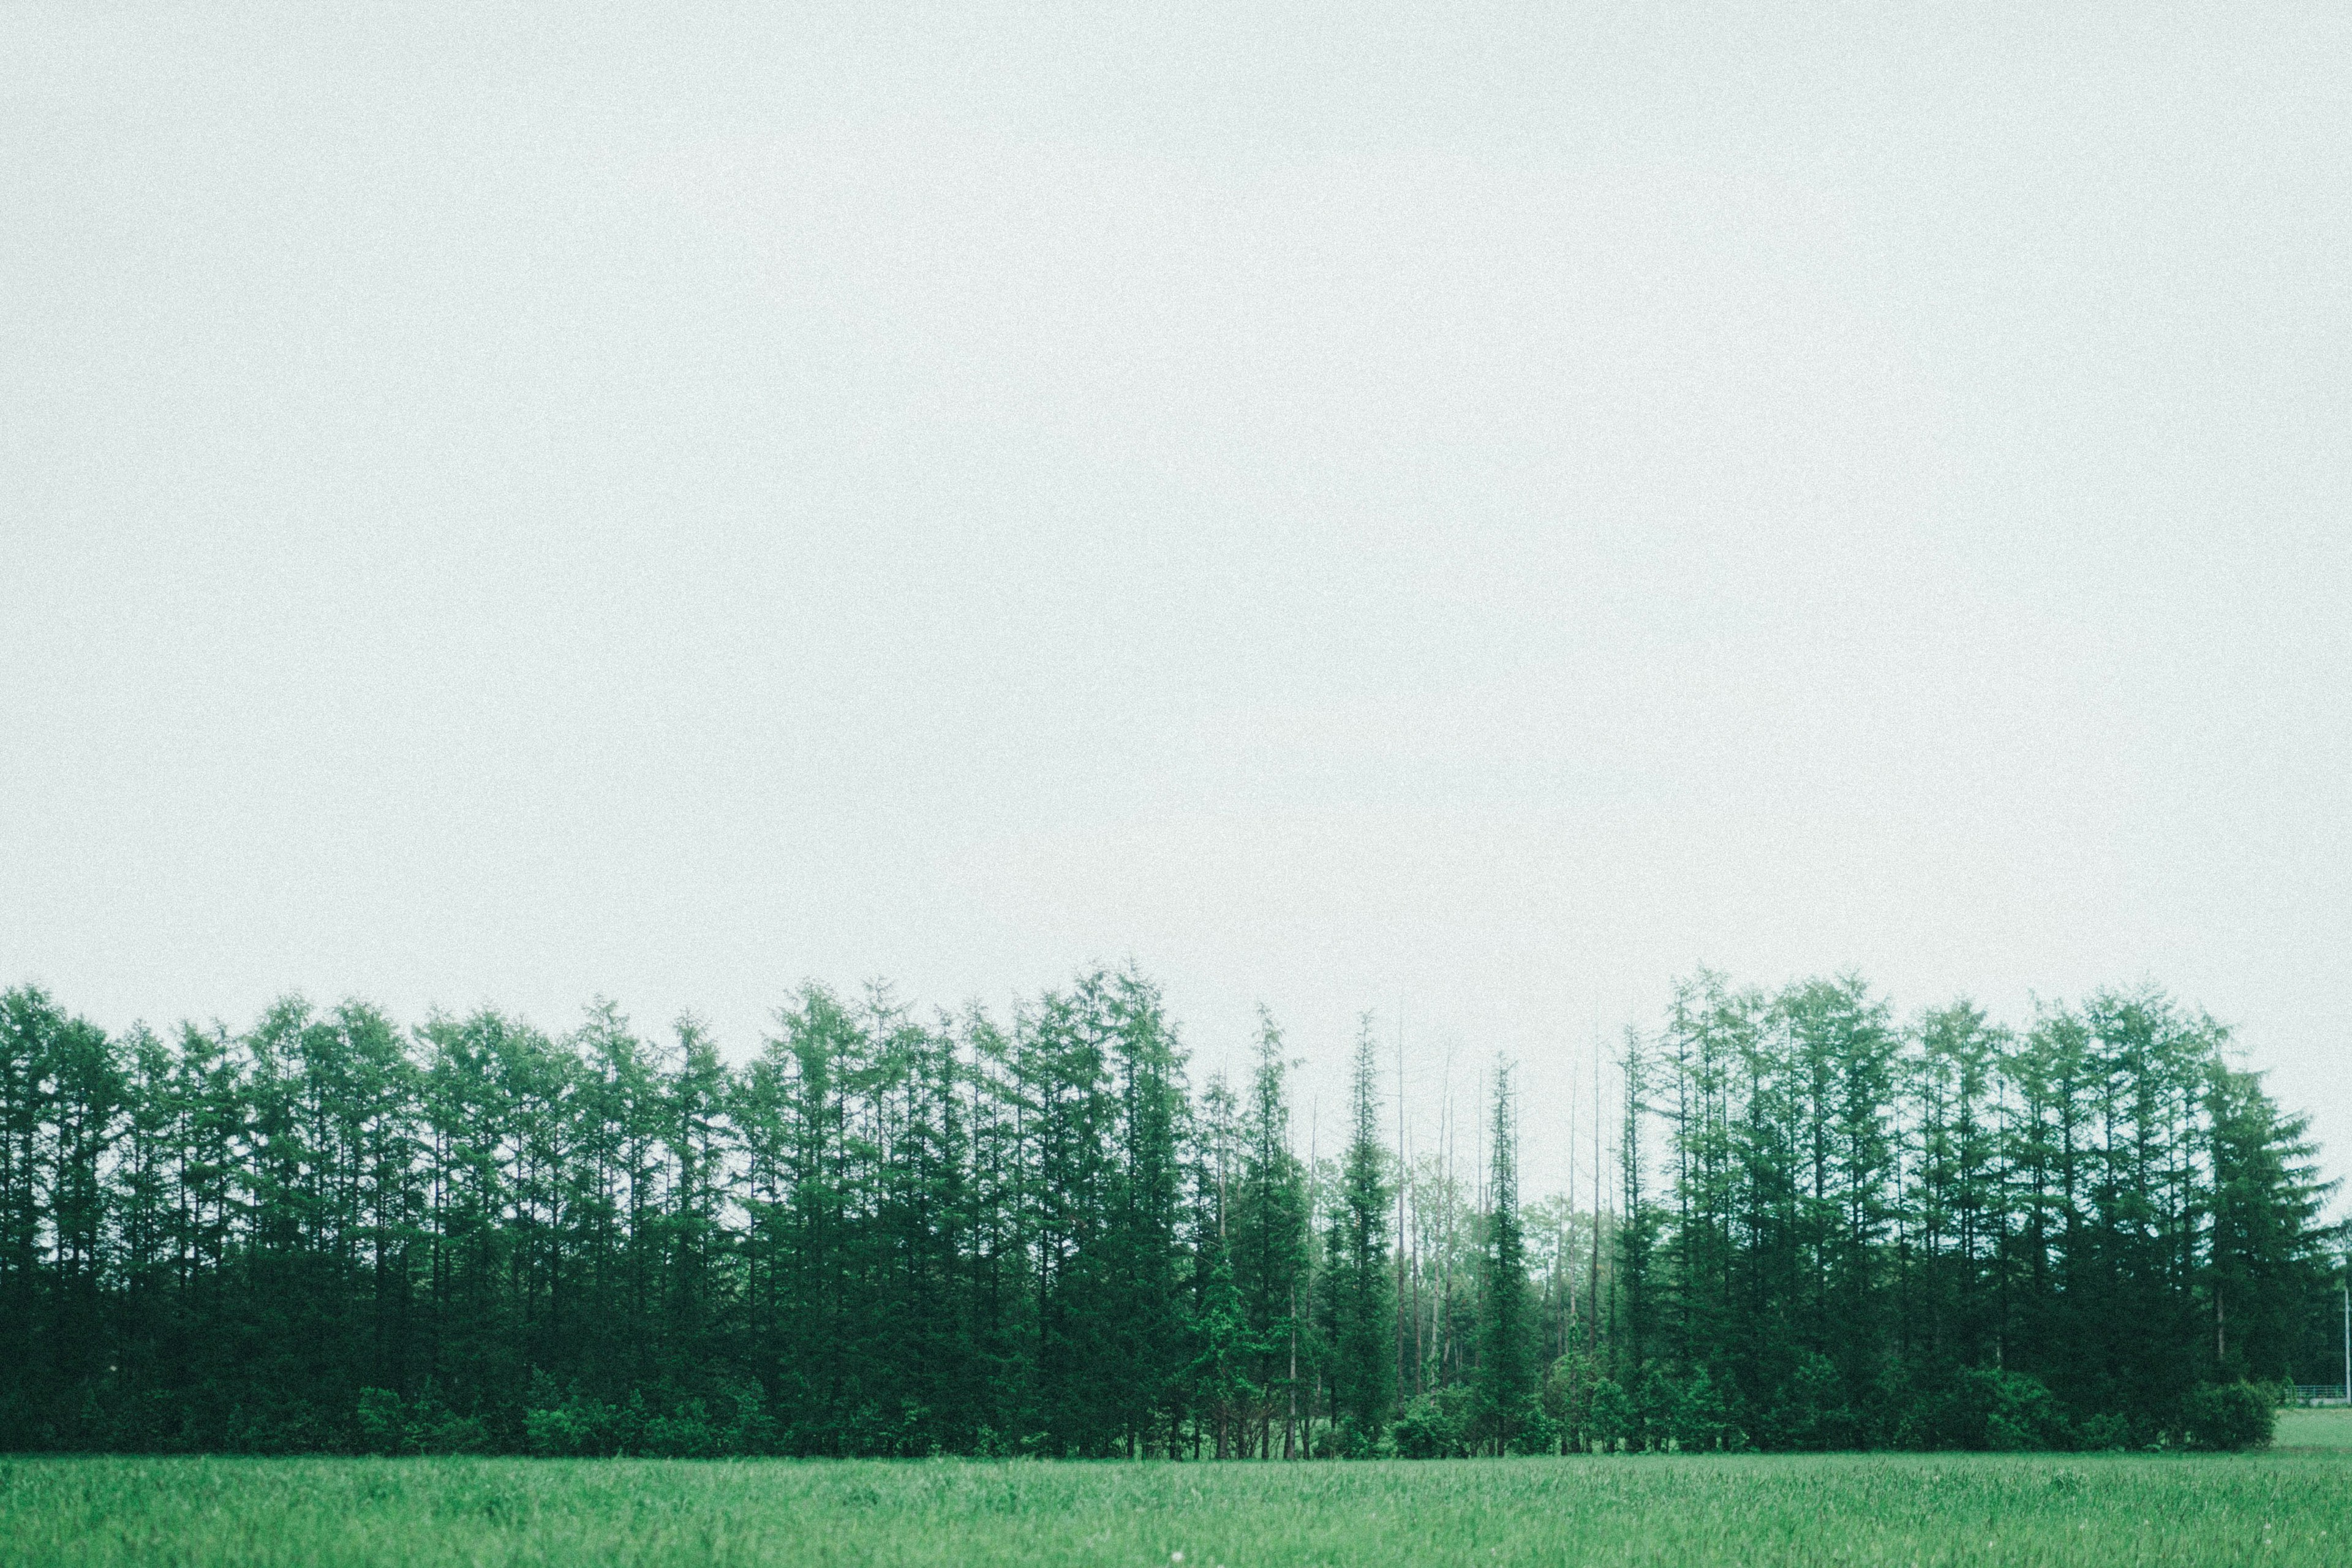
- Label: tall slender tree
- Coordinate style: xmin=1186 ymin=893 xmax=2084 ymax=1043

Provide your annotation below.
xmin=1476 ymin=1061 xmax=1538 ymax=1452
xmin=1323 ymin=1014 xmax=1395 ymax=1450
xmin=0 ymin=968 xmax=2334 ymax=1457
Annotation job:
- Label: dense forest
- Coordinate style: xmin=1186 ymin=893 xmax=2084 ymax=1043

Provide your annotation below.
xmin=1 ymin=968 xmax=2340 ymax=1457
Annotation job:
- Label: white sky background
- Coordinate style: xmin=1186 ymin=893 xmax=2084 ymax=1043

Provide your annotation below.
xmin=5 ymin=4 xmax=2348 ymax=1204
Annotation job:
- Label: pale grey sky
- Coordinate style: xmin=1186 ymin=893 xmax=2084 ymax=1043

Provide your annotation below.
xmin=5 ymin=4 xmax=2347 ymax=1199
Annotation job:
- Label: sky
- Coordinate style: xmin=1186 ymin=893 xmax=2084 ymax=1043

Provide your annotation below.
xmin=4 ymin=3 xmax=2348 ymax=1203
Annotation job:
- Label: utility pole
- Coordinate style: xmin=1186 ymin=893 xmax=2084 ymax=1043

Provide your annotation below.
xmin=2341 ymin=1267 xmax=2348 ymax=1404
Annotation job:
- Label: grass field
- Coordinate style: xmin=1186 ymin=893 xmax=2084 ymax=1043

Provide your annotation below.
xmin=2276 ymin=1406 xmax=2352 ymax=1448
xmin=4 ymin=1448 xmax=2349 ymax=1568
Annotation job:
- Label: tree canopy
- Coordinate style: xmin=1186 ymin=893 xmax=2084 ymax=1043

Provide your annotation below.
xmin=0 ymin=968 xmax=2337 ymax=1456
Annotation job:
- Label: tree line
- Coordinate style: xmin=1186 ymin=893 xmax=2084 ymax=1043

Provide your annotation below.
xmin=1 ymin=967 xmax=2339 ymax=1456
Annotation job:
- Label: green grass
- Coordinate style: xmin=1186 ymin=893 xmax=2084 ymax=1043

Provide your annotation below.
xmin=2 ymin=1452 xmax=2347 ymax=1567
xmin=2276 ymin=1406 xmax=2352 ymax=1449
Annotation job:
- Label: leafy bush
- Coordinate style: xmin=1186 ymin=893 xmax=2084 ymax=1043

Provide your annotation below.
xmin=421 ymin=1414 xmax=493 ymax=1455
xmin=1665 ymin=1366 xmax=1738 ymax=1453
xmin=643 ymin=1401 xmax=723 ymax=1458
xmin=352 ymin=1389 xmax=408 ymax=1457
xmin=352 ymin=1388 xmax=492 ymax=1455
xmin=1391 ymin=1389 xmax=1469 ymax=1459
xmin=1585 ymin=1377 xmax=1634 ymax=1452
xmin=1776 ymin=1354 xmax=1856 ymax=1450
xmin=2182 ymin=1382 xmax=2274 ymax=1451
xmin=1505 ymin=1408 xmax=1558 ymax=1456
xmin=1960 ymin=1368 xmax=2073 ymax=1452
xmin=723 ymin=1383 xmax=780 ymax=1455
xmin=1544 ymin=1348 xmax=1595 ymax=1450
xmin=2075 ymin=1411 xmax=2135 ymax=1451
xmin=522 ymin=1376 xmax=780 ymax=1457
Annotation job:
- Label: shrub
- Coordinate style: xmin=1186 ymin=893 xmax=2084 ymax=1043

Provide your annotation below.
xmin=419 ymin=1413 xmax=493 ymax=1455
xmin=1586 ymin=1377 xmax=1634 ymax=1453
xmin=1961 ymin=1369 xmax=2072 ymax=1452
xmin=643 ymin=1400 xmax=723 ymax=1458
xmin=2182 ymin=1383 xmax=2274 ymax=1451
xmin=722 ymin=1382 xmax=779 ymax=1455
xmin=353 ymin=1389 xmax=408 ymax=1457
xmin=1506 ymin=1408 xmax=1559 ymax=1456
xmin=1544 ymin=1348 xmax=1592 ymax=1448
xmin=1667 ymin=1367 xmax=1738 ymax=1453
xmin=523 ymin=1373 xmax=622 ymax=1457
xmin=2075 ymin=1411 xmax=2133 ymax=1451
xmin=1781 ymin=1354 xmax=1856 ymax=1451
xmin=353 ymin=1387 xmax=493 ymax=1455
xmin=1392 ymin=1389 xmax=1469 ymax=1459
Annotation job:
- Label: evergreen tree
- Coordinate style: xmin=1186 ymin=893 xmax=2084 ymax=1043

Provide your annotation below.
xmin=1188 ymin=1067 xmax=1248 ymax=1458
xmin=1104 ymin=968 xmax=1190 ymax=1456
xmin=1475 ymin=1063 xmax=1539 ymax=1452
xmin=1025 ymin=979 xmax=1118 ymax=1454
xmin=1322 ymin=1015 xmax=1394 ymax=1450
xmin=1230 ymin=1009 xmax=1309 ymax=1458
xmin=1614 ymin=1025 xmax=1661 ymax=1384
xmin=2206 ymin=1057 xmax=2336 ymax=1384
xmin=0 ymin=967 xmax=2334 ymax=1457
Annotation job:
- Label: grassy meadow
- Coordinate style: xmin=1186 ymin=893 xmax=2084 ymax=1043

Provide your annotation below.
xmin=6 ymin=1440 xmax=2352 ymax=1568
xmin=2276 ymin=1406 xmax=2352 ymax=1448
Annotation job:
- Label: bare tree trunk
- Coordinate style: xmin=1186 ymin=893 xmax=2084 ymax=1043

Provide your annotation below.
xmin=1412 ymin=1157 xmax=1425 ymax=1394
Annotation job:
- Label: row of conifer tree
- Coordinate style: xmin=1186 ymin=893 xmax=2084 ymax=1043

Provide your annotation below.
xmin=1 ymin=968 xmax=2339 ymax=1455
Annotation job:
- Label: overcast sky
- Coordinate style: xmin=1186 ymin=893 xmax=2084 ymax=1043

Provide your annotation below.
xmin=6 ymin=4 xmax=2347 ymax=1200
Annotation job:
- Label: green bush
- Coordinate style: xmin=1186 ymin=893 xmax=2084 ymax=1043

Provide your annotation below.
xmin=1779 ymin=1354 xmax=1856 ymax=1451
xmin=420 ymin=1414 xmax=493 ymax=1455
xmin=352 ymin=1389 xmax=407 ymax=1457
xmin=2182 ymin=1382 xmax=2274 ymax=1451
xmin=1962 ymin=1368 xmax=2073 ymax=1452
xmin=1506 ymin=1408 xmax=1559 ymax=1456
xmin=523 ymin=1378 xmax=780 ymax=1458
xmin=1324 ymin=1419 xmax=1379 ymax=1460
xmin=352 ymin=1388 xmax=492 ymax=1456
xmin=1666 ymin=1367 xmax=1738 ymax=1453
xmin=1585 ymin=1377 xmax=1634 ymax=1453
xmin=1392 ymin=1389 xmax=1469 ymax=1459
xmin=2075 ymin=1411 xmax=2135 ymax=1451
xmin=643 ymin=1401 xmax=723 ymax=1458
xmin=522 ymin=1373 xmax=630 ymax=1457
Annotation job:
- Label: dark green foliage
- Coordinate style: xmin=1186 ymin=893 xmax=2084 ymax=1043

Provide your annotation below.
xmin=2181 ymin=1382 xmax=2276 ymax=1451
xmin=1474 ymin=1063 xmax=1539 ymax=1453
xmin=1228 ymin=1009 xmax=1310 ymax=1458
xmin=1390 ymin=1386 xmax=1471 ymax=1458
xmin=1321 ymin=1017 xmax=1394 ymax=1449
xmin=1885 ymin=1368 xmax=2074 ymax=1452
xmin=1585 ymin=1375 xmax=1635 ymax=1451
xmin=1604 ymin=978 xmax=2340 ymax=1452
xmin=0 ymin=968 xmax=2335 ymax=1458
